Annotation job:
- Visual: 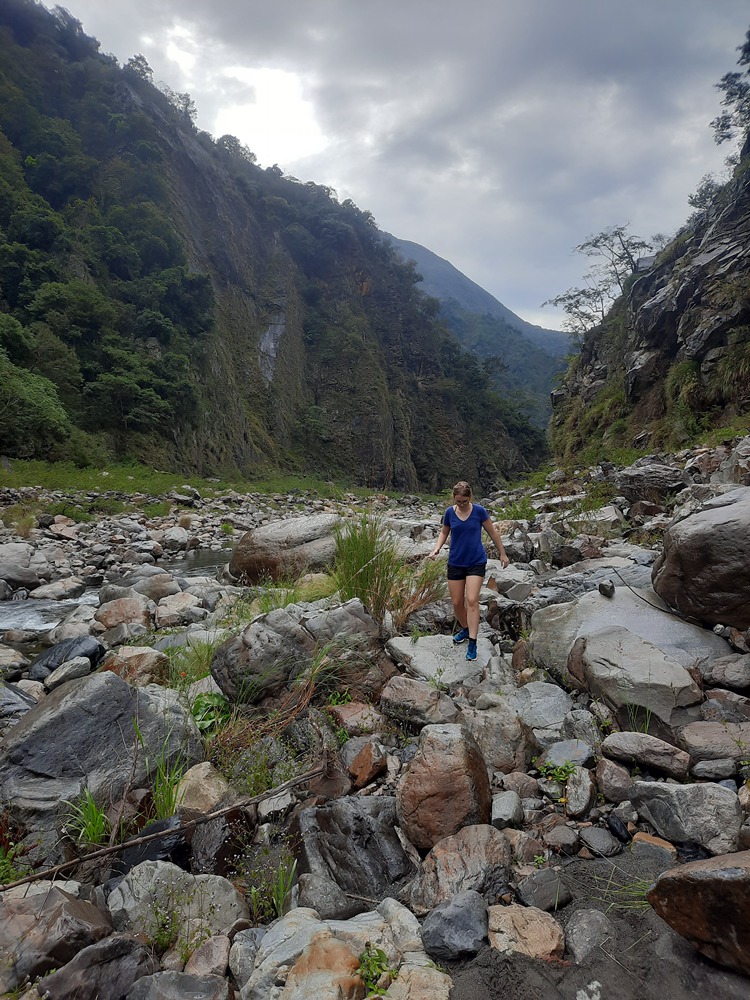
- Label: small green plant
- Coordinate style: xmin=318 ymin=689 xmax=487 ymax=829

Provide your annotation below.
xmin=271 ymin=857 xmax=297 ymax=918
xmin=151 ymin=751 xmax=186 ymax=820
xmin=409 ymin=627 xmax=429 ymax=643
xmin=625 ymin=702 xmax=653 ymax=735
xmin=533 ymin=854 xmax=546 ymax=869
xmin=537 ymin=760 xmax=576 ymax=783
xmin=327 ymin=688 xmax=352 ymax=706
xmin=356 ymin=942 xmax=398 ymax=996
xmin=334 ymin=725 xmax=350 ymax=747
xmin=235 ymin=846 xmax=298 ymax=924
xmin=191 ymin=692 xmax=231 ymax=733
xmin=63 ymin=788 xmax=110 ymax=846
xmin=428 ymin=665 xmax=448 ymax=693
xmin=134 ymin=722 xmax=187 ymax=820
xmin=220 ymin=521 xmax=234 ymax=535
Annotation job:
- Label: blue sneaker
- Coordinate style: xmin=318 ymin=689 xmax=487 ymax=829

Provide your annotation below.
xmin=453 ymin=626 xmax=470 ymax=644
xmin=466 ymin=639 xmax=477 ymax=661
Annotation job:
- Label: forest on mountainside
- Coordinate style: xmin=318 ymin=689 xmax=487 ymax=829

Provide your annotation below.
xmin=0 ymin=0 xmax=546 ymax=491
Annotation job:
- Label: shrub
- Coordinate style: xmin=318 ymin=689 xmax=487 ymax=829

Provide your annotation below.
xmin=333 ymin=513 xmax=445 ymax=630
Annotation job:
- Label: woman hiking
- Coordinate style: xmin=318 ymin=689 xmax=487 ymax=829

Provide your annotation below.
xmin=428 ymin=481 xmax=509 ymax=661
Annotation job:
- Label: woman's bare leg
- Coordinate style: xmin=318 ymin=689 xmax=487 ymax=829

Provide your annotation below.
xmin=464 ymin=574 xmax=483 ymax=638
xmin=447 ymin=578 xmax=468 ymax=628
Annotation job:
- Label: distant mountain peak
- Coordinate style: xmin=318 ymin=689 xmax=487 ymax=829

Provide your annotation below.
xmin=385 ymin=233 xmax=570 ymax=357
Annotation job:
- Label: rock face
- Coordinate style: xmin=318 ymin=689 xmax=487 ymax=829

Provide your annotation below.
xmin=228 ymin=513 xmax=341 ymax=582
xmin=652 ymin=488 xmax=750 ymax=630
xmin=396 ymin=724 xmax=491 ymax=852
xmin=647 ymin=851 xmax=750 ymax=976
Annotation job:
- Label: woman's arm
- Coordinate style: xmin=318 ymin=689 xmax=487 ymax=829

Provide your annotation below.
xmin=483 ymin=518 xmax=509 ymax=568
xmin=429 ymin=524 xmax=451 ymax=560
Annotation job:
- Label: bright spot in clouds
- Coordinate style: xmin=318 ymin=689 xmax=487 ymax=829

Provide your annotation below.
xmin=213 ymin=68 xmax=328 ymax=166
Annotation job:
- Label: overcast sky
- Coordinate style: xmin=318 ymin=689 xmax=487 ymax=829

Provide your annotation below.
xmin=48 ymin=0 xmax=750 ymax=329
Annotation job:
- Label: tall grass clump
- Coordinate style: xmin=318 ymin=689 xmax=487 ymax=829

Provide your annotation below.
xmin=333 ymin=513 xmax=445 ymax=631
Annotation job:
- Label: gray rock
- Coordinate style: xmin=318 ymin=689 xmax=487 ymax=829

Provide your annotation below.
xmin=28 ymin=636 xmax=106 ymax=681
xmin=126 ymin=972 xmax=231 ymax=1000
xmin=379 ymin=674 xmax=459 ymax=728
xmin=530 ymin=587 xmax=730 ymax=680
xmin=386 ymin=634 xmax=490 ymax=687
xmin=652 ymin=487 xmax=750 ymax=630
xmin=565 ymin=908 xmax=614 ymax=963
xmin=421 ymin=889 xmax=489 ymax=960
xmin=578 ymin=826 xmax=623 ymax=856
xmin=567 ymin=625 xmax=702 ymax=730
xmin=516 ymin=868 xmax=572 ymax=911
xmin=291 ymin=796 xmax=415 ymax=912
xmin=229 ymin=512 xmax=340 ymax=583
xmin=43 ymin=656 xmax=92 ymax=691
xmin=228 ymin=927 xmax=266 ymax=990
xmin=28 ymin=577 xmax=86 ymax=601
xmin=538 ymin=739 xmax=596 ymax=769
xmin=0 ymin=673 xmax=201 ymax=861
xmin=108 ymin=861 xmax=249 ymax=937
xmin=0 ymin=887 xmax=112 ymax=995
xmin=491 ymin=790 xmax=523 ymax=830
xmin=34 ymin=933 xmax=158 ymax=1000
xmin=565 ymin=766 xmax=597 ymax=818
xmin=603 ymin=731 xmax=691 ymax=780
xmin=296 ymin=872 xmax=361 ymax=920
xmin=630 ymin=780 xmax=742 ymax=855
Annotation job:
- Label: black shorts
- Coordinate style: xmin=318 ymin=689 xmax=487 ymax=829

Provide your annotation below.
xmin=447 ymin=563 xmax=487 ymax=581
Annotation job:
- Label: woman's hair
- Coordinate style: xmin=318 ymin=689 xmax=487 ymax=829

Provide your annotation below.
xmin=452 ymin=481 xmax=472 ymax=498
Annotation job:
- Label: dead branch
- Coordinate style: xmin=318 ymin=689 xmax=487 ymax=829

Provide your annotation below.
xmin=0 ymin=764 xmax=325 ymax=894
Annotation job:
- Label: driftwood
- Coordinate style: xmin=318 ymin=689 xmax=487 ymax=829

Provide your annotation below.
xmin=0 ymin=764 xmax=326 ymax=893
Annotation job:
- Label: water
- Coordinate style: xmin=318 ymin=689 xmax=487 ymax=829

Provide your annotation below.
xmin=0 ymin=548 xmax=232 ymax=635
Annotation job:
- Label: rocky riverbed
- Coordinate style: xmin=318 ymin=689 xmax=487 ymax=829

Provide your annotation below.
xmin=1 ymin=438 xmax=750 ymax=1000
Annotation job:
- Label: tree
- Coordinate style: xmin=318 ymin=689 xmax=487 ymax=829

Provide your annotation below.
xmin=125 ymin=54 xmax=153 ymax=84
xmin=543 ymin=224 xmax=654 ymax=335
xmin=711 ymin=27 xmax=750 ymax=145
xmin=216 ymin=134 xmax=257 ymax=163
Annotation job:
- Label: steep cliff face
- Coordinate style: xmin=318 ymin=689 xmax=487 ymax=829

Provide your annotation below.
xmin=551 ymin=142 xmax=750 ymax=463
xmin=0 ymin=0 xmax=546 ymax=491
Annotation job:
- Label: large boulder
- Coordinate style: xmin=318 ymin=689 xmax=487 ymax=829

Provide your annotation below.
xmin=291 ymin=797 xmax=416 ymax=913
xmin=615 ymin=459 xmax=690 ymax=502
xmin=652 ymin=487 xmax=750 ymax=630
xmin=530 ymin=587 xmax=730 ymax=680
xmin=647 ymin=851 xmax=750 ymax=976
xmin=0 ymin=888 xmax=112 ymax=994
xmin=566 ymin=625 xmax=702 ymax=730
xmin=228 ymin=512 xmax=341 ymax=582
xmin=0 ymin=672 xmax=202 ymax=861
xmin=629 ymin=780 xmax=741 ymax=855
xmin=396 ymin=724 xmax=491 ymax=852
xmin=210 ymin=599 xmax=383 ymax=704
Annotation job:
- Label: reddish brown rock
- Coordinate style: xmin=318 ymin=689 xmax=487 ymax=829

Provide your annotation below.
xmin=281 ymin=933 xmax=364 ymax=1000
xmin=410 ymin=824 xmax=512 ymax=912
xmin=0 ymin=888 xmax=113 ymax=994
xmin=396 ymin=724 xmax=491 ymax=852
xmin=647 ymin=850 xmax=750 ymax=976
xmin=349 ymin=741 xmax=388 ymax=789
xmin=595 ymin=757 xmax=633 ymax=803
xmin=95 ymin=595 xmax=153 ymax=630
xmin=100 ymin=646 xmax=170 ymax=686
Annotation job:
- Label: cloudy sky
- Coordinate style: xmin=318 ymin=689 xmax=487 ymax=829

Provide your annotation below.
xmin=48 ymin=0 xmax=749 ymax=329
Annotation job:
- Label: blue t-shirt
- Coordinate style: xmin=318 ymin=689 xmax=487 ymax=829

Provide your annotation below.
xmin=443 ymin=503 xmax=489 ymax=567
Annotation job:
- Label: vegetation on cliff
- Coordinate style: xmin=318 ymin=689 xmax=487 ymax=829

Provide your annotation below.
xmin=0 ymin=0 xmax=546 ymax=491
xmin=549 ymin=26 xmax=750 ymax=466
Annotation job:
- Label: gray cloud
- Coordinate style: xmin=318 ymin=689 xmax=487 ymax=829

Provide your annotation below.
xmin=57 ymin=0 xmax=749 ymax=326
